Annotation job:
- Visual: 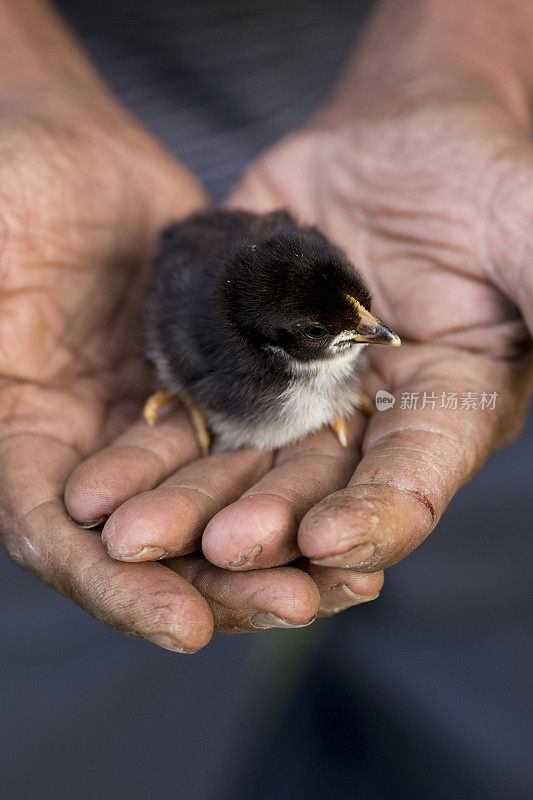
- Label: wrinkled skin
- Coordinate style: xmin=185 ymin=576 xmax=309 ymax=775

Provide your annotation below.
xmin=64 ymin=84 xmax=533 ymax=644
xmin=0 ymin=111 xmax=381 ymax=653
xmin=223 ymin=94 xmax=533 ymax=572
xmin=3 ymin=69 xmax=533 ymax=652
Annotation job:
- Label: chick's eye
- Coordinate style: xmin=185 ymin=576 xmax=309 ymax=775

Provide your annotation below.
xmin=300 ymin=323 xmax=329 ymax=341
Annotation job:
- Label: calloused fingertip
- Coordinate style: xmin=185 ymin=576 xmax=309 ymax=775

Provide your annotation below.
xmin=106 ymin=544 xmax=168 ymax=562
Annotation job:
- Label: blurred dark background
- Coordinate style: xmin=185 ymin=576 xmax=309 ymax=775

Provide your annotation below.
xmin=1 ymin=2 xmax=532 ymax=798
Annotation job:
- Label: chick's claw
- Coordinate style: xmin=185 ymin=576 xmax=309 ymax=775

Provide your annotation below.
xmin=332 ymin=417 xmax=349 ymax=448
xmin=143 ymin=390 xmax=171 ymax=427
xmin=332 ymin=391 xmax=372 ymax=447
xmin=143 ymin=389 xmax=211 ymax=456
xmin=180 ymin=396 xmax=211 ymax=456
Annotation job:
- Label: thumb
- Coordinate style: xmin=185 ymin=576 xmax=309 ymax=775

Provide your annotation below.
xmin=486 ymin=145 xmax=533 ymax=334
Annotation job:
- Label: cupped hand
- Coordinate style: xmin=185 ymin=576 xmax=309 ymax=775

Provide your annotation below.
xmin=67 ymin=85 xmax=533 ymax=608
xmin=65 ymin=394 xmax=383 ymax=624
xmin=1 ymin=104 xmax=377 ymax=653
xmin=221 ymin=88 xmax=533 ymax=572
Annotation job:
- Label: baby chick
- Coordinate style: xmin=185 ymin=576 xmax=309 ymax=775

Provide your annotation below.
xmin=143 ymin=209 xmax=400 ymax=452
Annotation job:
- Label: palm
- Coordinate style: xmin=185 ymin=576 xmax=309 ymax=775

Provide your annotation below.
xmin=0 ymin=118 xmax=189 ymax=442
xmin=60 ymin=97 xmax=532 ymax=642
xmin=234 ymin=102 xmax=527 ymax=342
xmin=0 ymin=115 xmax=220 ymax=650
xmin=225 ymin=98 xmax=532 ymax=568
xmin=3 ymin=115 xmax=371 ymax=649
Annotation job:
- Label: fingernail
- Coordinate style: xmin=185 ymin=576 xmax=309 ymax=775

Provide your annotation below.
xmin=311 ymin=541 xmax=376 ymax=568
xmin=319 ymin=583 xmax=379 ymax=616
xmin=148 ymin=633 xmax=197 ymax=654
xmin=69 ymin=514 xmax=108 ymax=530
xmin=251 ymin=612 xmax=316 ymax=630
xmin=228 ymin=544 xmax=262 ymax=568
xmin=108 ymin=545 xmax=167 ymax=562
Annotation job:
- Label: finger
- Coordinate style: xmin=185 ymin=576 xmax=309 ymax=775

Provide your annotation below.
xmin=202 ymin=416 xmax=365 ymax=570
xmin=102 ymin=449 xmax=272 ymax=561
xmin=64 ymin=408 xmax=199 ymax=524
xmin=168 ymin=555 xmax=320 ymax=633
xmin=485 ymin=146 xmax=533 ymax=333
xmin=0 ymin=434 xmax=213 ymax=653
xmin=299 ymin=346 xmax=528 ymax=571
xmin=307 ymin=563 xmax=384 ymax=617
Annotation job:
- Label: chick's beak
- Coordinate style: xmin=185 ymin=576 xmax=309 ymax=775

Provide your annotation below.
xmin=351 ymin=302 xmax=401 ymax=346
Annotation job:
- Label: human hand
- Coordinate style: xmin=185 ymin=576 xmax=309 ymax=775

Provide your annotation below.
xmin=66 ymin=0 xmax=533 ymax=628
xmin=72 ymin=85 xmax=521 ymax=613
xmin=1 ymin=100 xmax=383 ymax=650
xmin=222 ymin=54 xmax=533 ymax=573
xmin=0 ymin=0 xmax=384 ymax=653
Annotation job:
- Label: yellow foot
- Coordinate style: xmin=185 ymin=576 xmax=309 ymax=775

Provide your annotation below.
xmin=332 ymin=392 xmax=374 ymax=447
xmin=143 ymin=390 xmax=211 ymax=456
xmin=332 ymin=417 xmax=349 ymax=448
xmin=143 ymin=390 xmax=171 ymax=426
xmin=180 ymin=396 xmax=211 ymax=457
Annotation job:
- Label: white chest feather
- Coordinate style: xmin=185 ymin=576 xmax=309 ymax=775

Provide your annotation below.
xmin=212 ymin=344 xmax=367 ymax=450
xmin=275 ymin=345 xmax=366 ymax=443
xmin=149 ymin=326 xmax=368 ymax=450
